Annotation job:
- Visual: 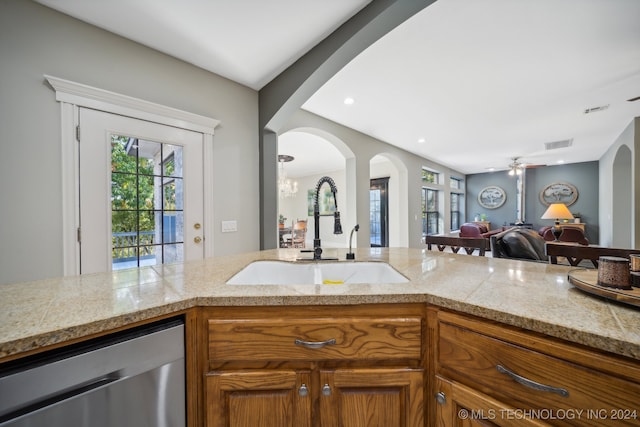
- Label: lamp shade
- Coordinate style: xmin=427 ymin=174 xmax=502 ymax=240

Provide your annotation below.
xmin=541 ymin=203 xmax=573 ymax=220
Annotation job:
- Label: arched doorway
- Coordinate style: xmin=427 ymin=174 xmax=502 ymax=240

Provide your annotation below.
xmin=277 ymin=129 xmax=355 ymax=248
xmin=370 ymin=154 xmax=409 ymax=247
xmin=612 ymin=145 xmax=632 ymax=247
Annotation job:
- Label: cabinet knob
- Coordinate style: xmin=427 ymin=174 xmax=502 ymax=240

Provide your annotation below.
xmin=322 ymin=384 xmax=331 ymax=396
xmin=435 ymin=391 xmax=446 ymax=405
xmin=298 ymin=384 xmax=309 ymax=397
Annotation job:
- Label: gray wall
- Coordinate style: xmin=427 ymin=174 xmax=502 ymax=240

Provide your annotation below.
xmin=0 ymin=0 xmax=260 ymax=284
xmin=467 ymin=162 xmax=600 ymax=243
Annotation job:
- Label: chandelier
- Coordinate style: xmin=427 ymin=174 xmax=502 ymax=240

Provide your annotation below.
xmin=278 ymin=155 xmax=298 ymax=198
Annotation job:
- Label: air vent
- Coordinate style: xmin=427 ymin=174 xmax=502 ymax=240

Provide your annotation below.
xmin=583 ymin=105 xmax=609 ymax=114
xmin=544 ymin=138 xmax=573 ymax=151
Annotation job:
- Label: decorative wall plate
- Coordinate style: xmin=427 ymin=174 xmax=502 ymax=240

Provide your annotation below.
xmin=477 ymin=186 xmax=506 ymax=209
xmin=539 ymin=182 xmax=578 ymax=206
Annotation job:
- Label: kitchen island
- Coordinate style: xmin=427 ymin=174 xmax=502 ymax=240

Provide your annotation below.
xmin=1 ymin=247 xmax=638 ymax=360
xmin=2 ymin=248 xmax=640 ymax=426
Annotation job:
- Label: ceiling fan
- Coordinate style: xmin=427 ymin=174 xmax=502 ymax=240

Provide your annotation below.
xmin=506 ymin=157 xmax=546 ymax=176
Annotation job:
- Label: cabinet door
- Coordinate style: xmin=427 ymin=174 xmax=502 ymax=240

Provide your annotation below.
xmin=435 ymin=376 xmax=549 ymax=427
xmin=319 ymin=367 xmax=424 ymax=427
xmin=206 ymin=370 xmax=311 ymax=427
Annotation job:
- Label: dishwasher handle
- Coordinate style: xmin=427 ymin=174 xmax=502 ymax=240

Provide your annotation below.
xmin=0 ymin=373 xmax=121 ymax=424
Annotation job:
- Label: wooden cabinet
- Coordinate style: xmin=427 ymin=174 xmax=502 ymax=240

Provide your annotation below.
xmin=207 ymin=370 xmax=312 ymax=427
xmin=431 ymin=309 xmax=640 ymax=427
xmin=320 ymin=368 xmax=424 ymax=427
xmin=434 ymin=376 xmax=546 ymax=426
xmin=202 ymin=304 xmax=426 ymax=427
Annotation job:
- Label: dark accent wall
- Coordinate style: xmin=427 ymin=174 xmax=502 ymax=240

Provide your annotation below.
xmin=467 ymin=161 xmax=599 ymax=243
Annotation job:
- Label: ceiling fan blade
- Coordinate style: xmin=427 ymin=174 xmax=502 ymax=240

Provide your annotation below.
xmin=627 ymin=95 xmax=640 ymax=102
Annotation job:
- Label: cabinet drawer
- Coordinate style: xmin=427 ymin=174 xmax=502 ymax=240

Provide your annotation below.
xmin=438 ymin=321 xmax=640 ymax=425
xmin=209 ymin=316 xmax=422 ymax=362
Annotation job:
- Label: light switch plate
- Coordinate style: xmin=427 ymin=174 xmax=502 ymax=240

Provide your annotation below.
xmin=221 ymin=220 xmax=237 ymax=233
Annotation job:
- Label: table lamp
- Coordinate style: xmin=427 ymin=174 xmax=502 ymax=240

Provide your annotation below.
xmin=541 ymin=203 xmax=574 ymax=241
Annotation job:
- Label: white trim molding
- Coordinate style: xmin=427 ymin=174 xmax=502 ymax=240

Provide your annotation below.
xmin=46 ymin=75 xmax=220 ymax=275
xmin=45 ymin=75 xmax=220 ymax=132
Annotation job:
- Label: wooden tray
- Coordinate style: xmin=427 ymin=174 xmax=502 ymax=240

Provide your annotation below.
xmin=568 ymin=269 xmax=640 ymax=308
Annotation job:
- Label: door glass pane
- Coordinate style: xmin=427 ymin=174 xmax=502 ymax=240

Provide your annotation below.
xmin=111 ymin=135 xmax=185 ymax=270
xmin=163 ymin=243 xmax=183 ymax=265
xmin=370 ymin=189 xmax=381 ymax=247
xmin=138 ymin=175 xmax=155 ymax=209
xmin=163 ymin=178 xmax=177 ymax=210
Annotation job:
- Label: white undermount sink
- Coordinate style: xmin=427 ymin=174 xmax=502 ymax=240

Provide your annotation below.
xmin=226 ymin=260 xmax=409 ymax=285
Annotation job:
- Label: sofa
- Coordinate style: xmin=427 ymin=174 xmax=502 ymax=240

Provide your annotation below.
xmin=459 ymin=222 xmax=502 ymax=238
xmin=490 ymin=227 xmax=547 ymax=261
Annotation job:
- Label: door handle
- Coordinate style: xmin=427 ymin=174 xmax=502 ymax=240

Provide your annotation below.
xmin=194 ymin=236 xmax=202 ymax=244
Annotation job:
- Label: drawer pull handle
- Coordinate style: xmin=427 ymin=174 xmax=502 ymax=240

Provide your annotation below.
xmin=294 ymin=338 xmax=336 ymax=349
xmin=496 ymin=364 xmax=569 ymax=397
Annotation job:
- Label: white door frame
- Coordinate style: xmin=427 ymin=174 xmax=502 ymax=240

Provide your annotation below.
xmin=45 ymin=75 xmax=220 ymax=276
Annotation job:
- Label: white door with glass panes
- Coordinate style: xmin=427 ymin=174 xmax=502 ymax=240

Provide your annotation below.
xmin=79 ymin=108 xmax=204 ymax=274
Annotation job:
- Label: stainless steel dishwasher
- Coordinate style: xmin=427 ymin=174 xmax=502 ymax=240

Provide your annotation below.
xmin=0 ymin=317 xmax=185 ymax=427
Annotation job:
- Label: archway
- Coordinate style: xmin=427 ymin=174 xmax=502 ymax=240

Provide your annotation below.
xmin=612 ymin=145 xmax=632 ymax=247
xmin=277 ymin=128 xmax=356 ymax=249
xmin=370 ymin=153 xmax=409 ymax=247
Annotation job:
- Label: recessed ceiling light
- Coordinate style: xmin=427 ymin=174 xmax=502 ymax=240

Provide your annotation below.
xmin=343 ymin=97 xmax=355 ymax=105
xmin=417 ymin=138 xmax=426 ymax=143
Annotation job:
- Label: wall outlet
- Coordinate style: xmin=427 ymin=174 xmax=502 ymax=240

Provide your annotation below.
xmin=221 ymin=220 xmax=237 ymax=233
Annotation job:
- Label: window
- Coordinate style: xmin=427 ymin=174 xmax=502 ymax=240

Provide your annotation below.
xmin=111 ymin=136 xmax=185 ymax=270
xmin=450 ymin=177 xmax=463 ymax=190
xmin=422 ymin=169 xmax=439 ymax=184
xmin=450 ymin=177 xmax=464 ymax=230
xmin=450 ymin=192 xmax=463 ymax=231
xmin=422 ymin=188 xmax=439 ymax=235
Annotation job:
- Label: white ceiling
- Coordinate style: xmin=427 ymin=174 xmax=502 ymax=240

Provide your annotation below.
xmin=38 ymin=0 xmax=640 ymax=176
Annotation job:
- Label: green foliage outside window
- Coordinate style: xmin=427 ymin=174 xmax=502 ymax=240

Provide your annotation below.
xmin=422 ymin=168 xmax=440 ymax=184
xmin=111 ymin=135 xmax=155 ymax=233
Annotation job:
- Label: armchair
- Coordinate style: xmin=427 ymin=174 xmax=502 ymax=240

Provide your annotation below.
xmin=539 ymin=226 xmax=589 ymax=245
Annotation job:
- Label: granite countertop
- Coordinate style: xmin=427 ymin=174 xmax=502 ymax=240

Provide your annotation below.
xmin=1 ymin=248 xmax=639 ymax=360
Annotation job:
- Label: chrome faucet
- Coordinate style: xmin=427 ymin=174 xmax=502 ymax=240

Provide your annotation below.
xmin=346 ymin=224 xmax=359 ymax=260
xmin=311 ymin=176 xmax=342 ymax=260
